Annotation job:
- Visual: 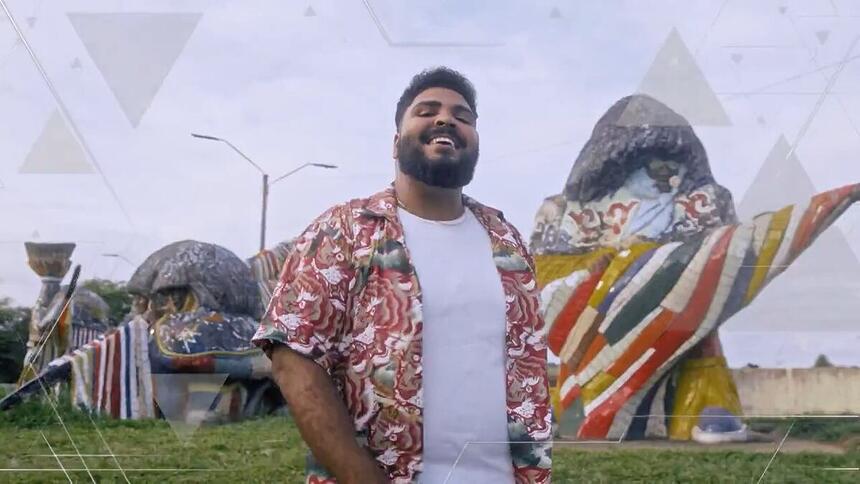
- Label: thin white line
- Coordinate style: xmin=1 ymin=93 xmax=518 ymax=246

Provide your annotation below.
xmin=552 ymin=441 xmax=629 ymax=445
xmin=29 ymin=337 xmax=132 ymax=482
xmin=438 ymin=440 xmax=551 ymax=444
xmin=30 ymin=363 xmax=96 ymax=482
xmin=694 ymin=0 xmax=730 ymax=56
xmin=0 ymin=468 xmax=229 ymax=472
xmin=783 ymin=9 xmax=860 ymax=169
xmin=23 ymin=454 xmax=170 ymax=458
xmin=786 ymin=36 xmax=860 ymax=159
xmin=0 ymin=0 xmax=135 ymax=229
xmin=757 ymin=420 xmax=795 ymax=484
xmin=28 ymin=297 xmax=73 ymax=366
xmin=473 ymin=439 xmax=622 ymax=445
xmin=721 ymin=44 xmax=802 ymax=49
xmin=798 ymin=15 xmax=860 ymax=18
xmin=40 ymin=432 xmax=72 ymax=483
xmin=628 ymin=414 xmax=859 ymax=419
xmin=360 ymin=0 xmax=501 ymax=47
xmin=820 ymin=467 xmax=859 ymax=471
xmin=444 ymin=442 xmax=470 ymax=484
xmin=75 ymin=328 xmax=128 ymax=482
xmin=80 ymin=393 xmax=132 ymax=483
xmin=721 ymin=54 xmax=860 ymax=101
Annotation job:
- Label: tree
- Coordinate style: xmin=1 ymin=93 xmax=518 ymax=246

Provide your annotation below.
xmin=813 ymin=354 xmax=833 ymax=368
xmin=81 ymin=279 xmax=132 ymax=325
xmin=0 ymin=297 xmax=30 ymax=383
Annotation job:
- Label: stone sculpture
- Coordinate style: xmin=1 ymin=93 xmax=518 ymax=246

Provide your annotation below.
xmin=532 ymin=94 xmax=859 ymax=441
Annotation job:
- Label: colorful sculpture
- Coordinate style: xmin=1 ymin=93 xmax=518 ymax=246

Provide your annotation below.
xmin=4 ymin=240 xmax=283 ymax=422
xmin=531 ymin=94 xmax=859 ymax=441
xmin=18 ymin=243 xmax=110 ymax=384
xmin=247 ymin=239 xmax=294 ymax=305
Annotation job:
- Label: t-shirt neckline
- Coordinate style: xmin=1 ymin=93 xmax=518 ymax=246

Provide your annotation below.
xmin=397 ymin=206 xmax=469 ymax=226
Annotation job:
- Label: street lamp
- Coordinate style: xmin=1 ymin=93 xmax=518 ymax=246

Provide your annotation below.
xmin=191 ymin=133 xmax=337 ymax=252
xmin=101 ymin=253 xmax=134 ymax=266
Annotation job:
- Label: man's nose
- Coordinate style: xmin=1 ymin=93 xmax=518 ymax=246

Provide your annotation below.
xmin=434 ymin=113 xmax=455 ymax=127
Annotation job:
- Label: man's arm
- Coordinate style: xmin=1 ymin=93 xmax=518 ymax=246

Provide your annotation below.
xmin=270 ymin=344 xmax=388 ymax=484
xmin=252 ymin=205 xmax=385 ymax=482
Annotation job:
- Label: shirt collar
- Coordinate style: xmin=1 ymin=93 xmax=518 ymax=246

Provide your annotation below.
xmin=360 ymin=185 xmax=505 ymax=223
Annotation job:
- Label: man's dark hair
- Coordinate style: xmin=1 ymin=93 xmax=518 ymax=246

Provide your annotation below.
xmin=395 ymin=67 xmax=477 ymax=129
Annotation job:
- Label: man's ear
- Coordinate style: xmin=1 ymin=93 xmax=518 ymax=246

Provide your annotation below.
xmin=392 ymin=132 xmax=400 ymax=159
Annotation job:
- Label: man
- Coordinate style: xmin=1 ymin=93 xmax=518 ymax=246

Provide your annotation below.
xmin=252 ymin=67 xmax=552 ymax=484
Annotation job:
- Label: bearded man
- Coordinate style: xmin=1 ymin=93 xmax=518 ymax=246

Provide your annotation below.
xmin=253 ymin=67 xmax=552 ymax=484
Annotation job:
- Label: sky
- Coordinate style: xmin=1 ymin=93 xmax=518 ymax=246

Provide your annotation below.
xmin=1 ymin=0 xmax=860 ymax=367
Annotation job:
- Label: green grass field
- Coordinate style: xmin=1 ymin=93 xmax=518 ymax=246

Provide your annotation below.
xmin=0 ymin=396 xmax=857 ymax=483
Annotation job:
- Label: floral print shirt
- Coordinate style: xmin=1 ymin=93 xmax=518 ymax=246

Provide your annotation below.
xmin=252 ymin=187 xmax=552 ymax=483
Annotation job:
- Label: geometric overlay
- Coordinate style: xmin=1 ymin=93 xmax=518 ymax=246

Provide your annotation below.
xmin=152 ymin=373 xmax=229 ymax=444
xmin=732 ymin=135 xmax=860 ymax=332
xmin=360 ymin=1 xmax=501 ymax=48
xmin=621 ymin=28 xmax=731 ymax=127
xmin=18 ymin=110 xmax=93 ymax=174
xmin=68 ymin=13 xmax=202 ymax=127
xmin=738 ymin=135 xmax=813 ymax=218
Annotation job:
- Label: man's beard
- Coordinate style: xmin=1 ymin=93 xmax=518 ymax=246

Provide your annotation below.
xmin=396 ymin=132 xmax=479 ymax=189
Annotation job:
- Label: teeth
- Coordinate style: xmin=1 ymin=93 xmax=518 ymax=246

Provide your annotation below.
xmin=430 ymin=136 xmax=455 ymax=146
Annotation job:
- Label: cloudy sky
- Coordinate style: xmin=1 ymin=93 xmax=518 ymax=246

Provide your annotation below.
xmin=2 ymin=0 xmax=860 ymax=367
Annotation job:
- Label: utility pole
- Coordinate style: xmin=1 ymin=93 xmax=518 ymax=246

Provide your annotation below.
xmin=191 ymin=133 xmax=337 ymax=252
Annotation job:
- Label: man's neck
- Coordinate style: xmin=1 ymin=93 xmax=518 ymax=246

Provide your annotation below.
xmin=394 ymin=171 xmax=465 ymax=221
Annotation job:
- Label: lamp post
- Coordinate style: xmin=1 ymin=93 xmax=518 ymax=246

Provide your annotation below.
xmin=191 ymin=133 xmax=337 ymax=252
xmin=101 ymin=253 xmax=135 ymax=266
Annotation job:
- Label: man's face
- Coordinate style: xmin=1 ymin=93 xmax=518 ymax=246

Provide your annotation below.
xmin=394 ymin=87 xmax=479 ymax=189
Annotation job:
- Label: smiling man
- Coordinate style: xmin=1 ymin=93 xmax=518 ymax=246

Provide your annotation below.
xmin=252 ymin=67 xmax=552 ymax=484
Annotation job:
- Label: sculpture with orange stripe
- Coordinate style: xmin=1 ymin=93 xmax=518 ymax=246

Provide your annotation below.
xmin=531 ymin=94 xmax=860 ymax=441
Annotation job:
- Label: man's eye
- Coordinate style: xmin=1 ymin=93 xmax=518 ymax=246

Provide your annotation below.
xmin=457 ymin=116 xmax=473 ymax=124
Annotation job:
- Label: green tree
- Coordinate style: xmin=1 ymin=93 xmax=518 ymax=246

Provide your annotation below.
xmin=81 ymin=279 xmax=132 ymax=325
xmin=813 ymin=354 xmax=833 ymax=368
xmin=0 ymin=297 xmax=30 ymax=383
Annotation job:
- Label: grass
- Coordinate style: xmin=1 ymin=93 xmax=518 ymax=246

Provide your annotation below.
xmin=0 ymin=396 xmax=857 ymax=483
xmin=749 ymin=418 xmax=860 ymax=443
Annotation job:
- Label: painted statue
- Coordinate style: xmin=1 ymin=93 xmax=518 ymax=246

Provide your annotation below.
xmin=4 ymin=240 xmax=283 ymax=422
xmin=17 ymin=243 xmax=110 ymax=384
xmin=248 ymin=238 xmax=295 ymax=305
xmin=532 ymin=94 xmax=860 ymax=441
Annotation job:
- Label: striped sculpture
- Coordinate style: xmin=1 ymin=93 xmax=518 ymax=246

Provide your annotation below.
xmin=539 ymin=184 xmax=860 ymax=439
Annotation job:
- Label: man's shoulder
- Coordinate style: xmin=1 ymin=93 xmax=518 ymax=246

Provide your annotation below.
xmin=325 ymin=187 xmax=396 ymax=219
xmin=463 ymin=194 xmax=506 ymax=221
xmin=463 ymin=195 xmax=532 ymax=247
xmin=307 ymin=188 xmax=396 ymax=232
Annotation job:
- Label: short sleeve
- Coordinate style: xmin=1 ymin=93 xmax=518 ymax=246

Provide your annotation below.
xmin=251 ymin=205 xmax=355 ymax=373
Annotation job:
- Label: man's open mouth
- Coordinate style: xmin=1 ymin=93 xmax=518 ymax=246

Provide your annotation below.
xmin=426 ymin=134 xmax=458 ymax=148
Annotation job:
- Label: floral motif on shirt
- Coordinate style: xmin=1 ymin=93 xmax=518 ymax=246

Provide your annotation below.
xmin=253 ymin=187 xmax=552 ymax=483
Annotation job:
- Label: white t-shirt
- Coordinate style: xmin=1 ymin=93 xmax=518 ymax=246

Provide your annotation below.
xmin=397 ymin=206 xmax=514 ymax=484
